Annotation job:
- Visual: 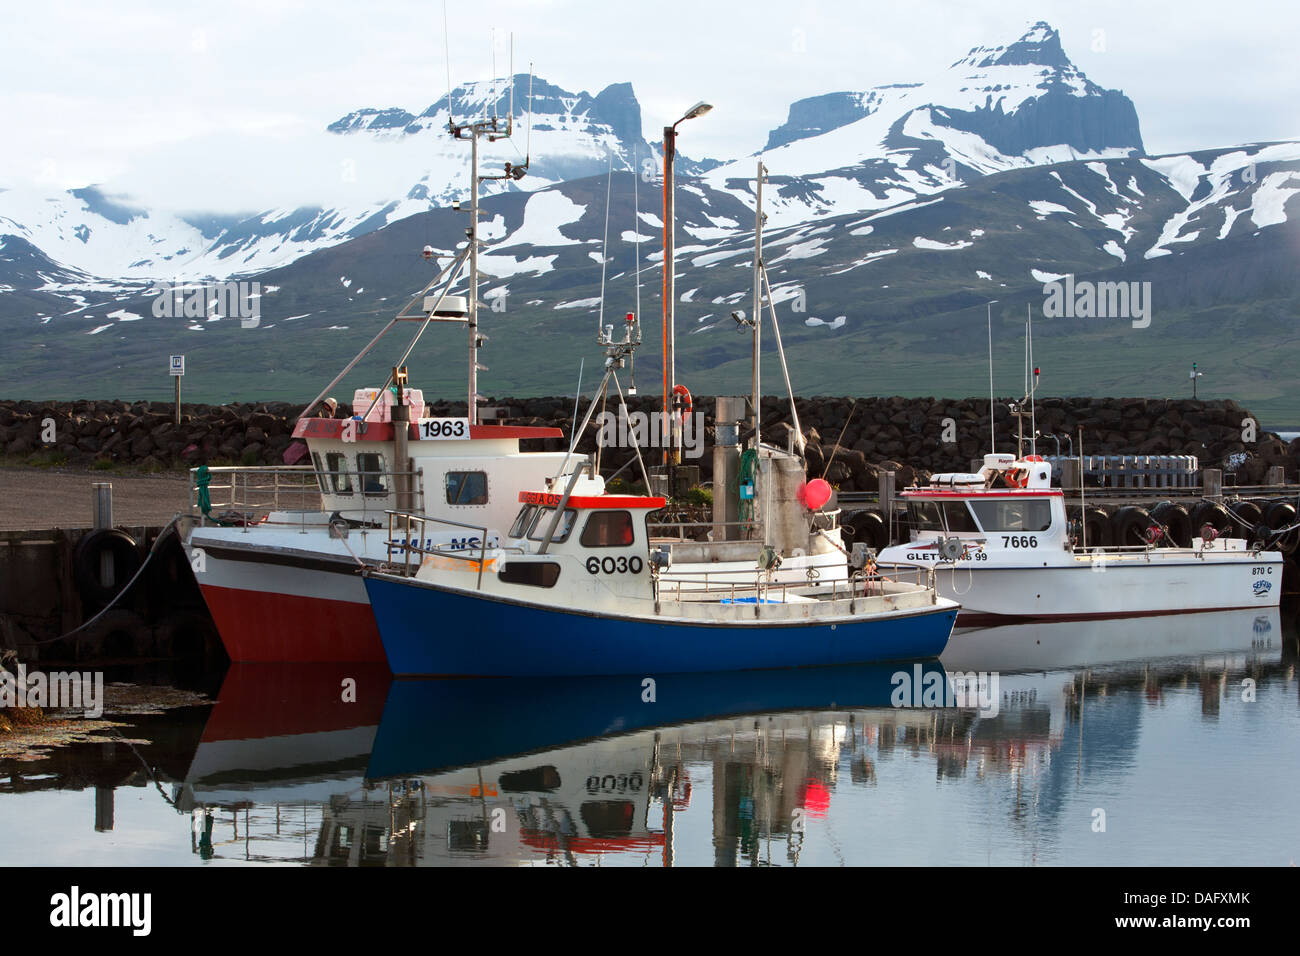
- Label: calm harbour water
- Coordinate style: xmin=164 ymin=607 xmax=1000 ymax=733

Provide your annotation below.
xmin=1 ymin=608 xmax=1296 ymax=867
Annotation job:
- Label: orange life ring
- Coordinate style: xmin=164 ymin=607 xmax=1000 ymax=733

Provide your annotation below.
xmin=1008 ymin=455 xmax=1044 ymax=488
xmin=672 ymin=383 xmax=693 ymax=419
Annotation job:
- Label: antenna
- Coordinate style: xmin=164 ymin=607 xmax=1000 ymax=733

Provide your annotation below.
xmin=597 ymin=152 xmax=613 ymax=339
xmin=525 ymin=66 xmax=534 ymax=169
xmin=442 ymin=0 xmax=455 ymax=127
xmin=1027 ymin=302 xmax=1036 ymax=456
xmin=491 ymin=28 xmax=498 ymax=122
xmin=632 ymin=144 xmax=642 ymax=334
xmin=508 ymin=33 xmax=515 ymax=134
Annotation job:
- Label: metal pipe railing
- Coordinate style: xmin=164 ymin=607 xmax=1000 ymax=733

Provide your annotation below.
xmin=385 ymin=509 xmax=493 ymax=589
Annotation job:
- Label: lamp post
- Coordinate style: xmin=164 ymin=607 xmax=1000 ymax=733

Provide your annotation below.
xmin=986 ymin=300 xmax=998 ymax=453
xmin=662 ymin=100 xmax=712 ymax=464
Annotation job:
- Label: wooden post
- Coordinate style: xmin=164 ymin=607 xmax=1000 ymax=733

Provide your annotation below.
xmin=1202 ymin=467 xmax=1222 ymax=499
xmin=1061 ymin=458 xmax=1080 ymax=490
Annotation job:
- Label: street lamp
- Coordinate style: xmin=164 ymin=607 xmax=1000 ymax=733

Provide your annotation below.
xmin=987 ymin=300 xmax=998 ymax=453
xmin=662 ymin=101 xmax=712 ymax=464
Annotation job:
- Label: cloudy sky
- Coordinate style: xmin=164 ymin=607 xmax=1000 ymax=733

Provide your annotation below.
xmin=2 ymin=0 xmax=1297 ymax=212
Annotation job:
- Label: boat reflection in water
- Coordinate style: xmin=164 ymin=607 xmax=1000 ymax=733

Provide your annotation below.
xmin=174 ymin=663 xmax=391 ymax=863
xmin=178 ymin=607 xmax=1289 ymax=865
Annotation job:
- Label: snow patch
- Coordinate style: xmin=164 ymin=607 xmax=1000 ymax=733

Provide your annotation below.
xmin=913 ymin=236 xmax=972 ymax=251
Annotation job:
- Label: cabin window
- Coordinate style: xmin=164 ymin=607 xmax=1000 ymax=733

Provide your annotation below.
xmin=446 ymin=470 xmax=488 ymax=505
xmin=311 ymin=452 xmax=329 ymax=495
xmin=908 ymin=501 xmax=978 ymax=533
xmin=325 ymin=452 xmax=353 ymax=495
xmin=498 ymin=561 xmax=561 ymax=588
xmin=356 ymin=452 xmax=388 ymax=496
xmin=969 ymin=499 xmax=1052 ymax=533
xmin=509 ymin=505 xmax=537 ymax=539
xmin=581 ymin=511 xmax=635 ymax=547
xmin=527 ymin=507 xmax=576 ymax=543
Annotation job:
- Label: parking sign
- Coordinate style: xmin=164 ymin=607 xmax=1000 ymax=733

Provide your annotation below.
xmin=169 ymin=355 xmax=185 ymax=376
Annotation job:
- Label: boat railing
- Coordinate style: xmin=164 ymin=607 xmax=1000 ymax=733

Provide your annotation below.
xmin=384 ymin=509 xmax=495 ymax=588
xmin=192 ymin=465 xmax=423 ymax=531
xmin=653 ymin=561 xmax=935 ymax=605
xmin=648 ymin=510 xmax=842 ymax=542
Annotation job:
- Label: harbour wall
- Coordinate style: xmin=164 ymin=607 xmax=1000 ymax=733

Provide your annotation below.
xmin=3 ymin=395 xmax=1296 ymax=490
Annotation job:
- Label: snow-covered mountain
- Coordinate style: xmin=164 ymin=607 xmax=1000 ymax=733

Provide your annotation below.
xmin=707 ymin=21 xmax=1144 ymax=226
xmin=0 ymin=75 xmax=676 ymax=287
xmin=5 ymin=20 xmax=1300 ymax=419
xmin=0 ymin=21 xmax=1143 ymax=291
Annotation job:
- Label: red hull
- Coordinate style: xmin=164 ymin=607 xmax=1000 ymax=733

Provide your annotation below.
xmin=200 ymin=583 xmax=387 ymax=664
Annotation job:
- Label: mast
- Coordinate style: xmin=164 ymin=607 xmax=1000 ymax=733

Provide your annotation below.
xmin=752 ymin=160 xmax=764 ymax=446
xmin=469 ymin=129 xmax=480 ymax=423
xmin=662 ymin=124 xmax=676 ymax=465
xmin=449 ymin=68 xmax=529 ymax=425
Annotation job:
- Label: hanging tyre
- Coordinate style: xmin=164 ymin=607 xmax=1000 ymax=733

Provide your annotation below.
xmin=1190 ymin=502 xmax=1233 ymax=538
xmin=1111 ymin=505 xmax=1153 ymax=547
xmin=1229 ymin=500 xmax=1262 ymax=539
xmin=1082 ymin=506 xmax=1113 ymax=548
xmin=1149 ymin=501 xmax=1192 ymax=548
xmin=73 ymin=529 xmax=142 ymax=607
xmin=855 ymin=509 xmax=888 ymax=552
xmin=154 ymin=610 xmax=226 ymax=665
xmin=75 ymin=608 xmax=147 ymax=661
xmin=1264 ymin=500 xmax=1299 ymax=554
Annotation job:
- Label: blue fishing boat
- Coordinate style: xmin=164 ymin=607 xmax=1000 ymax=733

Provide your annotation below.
xmin=363 ymin=473 xmax=957 ymax=676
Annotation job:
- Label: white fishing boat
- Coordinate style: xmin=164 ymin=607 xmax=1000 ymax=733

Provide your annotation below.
xmin=877 ymin=451 xmax=1284 ymax=624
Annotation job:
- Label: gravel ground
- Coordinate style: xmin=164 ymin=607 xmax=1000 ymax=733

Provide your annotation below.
xmin=0 ymin=467 xmax=193 ymax=531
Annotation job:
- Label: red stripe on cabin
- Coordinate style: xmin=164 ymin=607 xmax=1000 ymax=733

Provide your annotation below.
xmin=518 ymin=490 xmax=667 ymax=509
xmin=292 ymin=418 xmax=563 ymax=441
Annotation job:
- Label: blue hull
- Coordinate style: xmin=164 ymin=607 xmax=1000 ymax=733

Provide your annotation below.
xmin=363 ymin=574 xmax=956 ymax=676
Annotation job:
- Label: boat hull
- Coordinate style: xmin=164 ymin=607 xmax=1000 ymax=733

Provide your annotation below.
xmin=190 ymin=526 xmax=855 ymax=664
xmin=190 ymin=532 xmax=385 ymax=663
xmin=922 ymin=554 xmax=1283 ymax=625
xmin=363 ymin=574 xmax=956 ymax=676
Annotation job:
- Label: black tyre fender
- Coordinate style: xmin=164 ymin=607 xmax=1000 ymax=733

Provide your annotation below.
xmin=856 ymin=509 xmax=888 ymax=551
xmin=1149 ymin=501 xmax=1192 ymax=548
xmin=1229 ymin=500 xmax=1262 ymax=539
xmin=73 ymin=529 xmax=142 ymax=606
xmin=1111 ymin=505 xmax=1153 ymax=547
xmin=1264 ymin=501 xmax=1299 ymax=554
xmin=1190 ymin=502 xmax=1233 ymax=538
xmin=153 ymin=610 xmax=226 ymax=664
xmin=1082 ymin=507 xmax=1114 ymax=548
xmin=75 ymin=608 xmax=147 ymax=661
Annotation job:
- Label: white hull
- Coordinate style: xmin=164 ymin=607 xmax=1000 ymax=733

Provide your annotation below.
xmin=919 ymin=548 xmax=1283 ymax=622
